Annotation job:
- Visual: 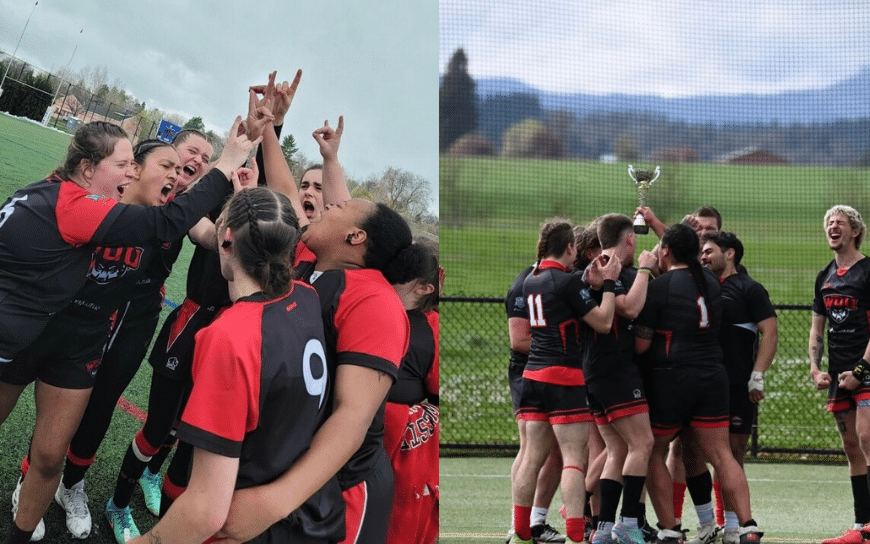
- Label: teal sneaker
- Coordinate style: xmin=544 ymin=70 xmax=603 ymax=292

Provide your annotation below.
xmin=612 ymin=522 xmax=646 ymax=544
xmin=139 ymin=468 xmax=162 ymax=517
xmin=105 ymin=497 xmax=140 ymax=543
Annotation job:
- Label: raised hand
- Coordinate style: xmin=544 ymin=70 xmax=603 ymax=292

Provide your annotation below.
xmin=601 ymin=253 xmax=622 ymax=281
xmin=637 ymin=249 xmax=657 ymax=271
xmin=313 ymin=116 xmax=344 ymax=161
xmin=231 ymin=160 xmax=258 ymax=192
xmin=214 ymin=116 xmax=262 ymax=178
xmin=250 ymin=69 xmax=302 ymax=126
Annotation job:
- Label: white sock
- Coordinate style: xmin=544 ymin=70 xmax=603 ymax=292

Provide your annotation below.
xmin=695 ymin=501 xmax=715 ymax=525
xmin=531 ymin=506 xmax=549 ymax=526
xmin=724 ymin=511 xmax=739 ymax=531
xmin=620 ymin=516 xmax=639 ymax=528
xmin=598 ymin=521 xmax=615 ymax=534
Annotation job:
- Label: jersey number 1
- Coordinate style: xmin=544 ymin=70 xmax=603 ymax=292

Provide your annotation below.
xmin=527 ymin=294 xmax=547 ymax=327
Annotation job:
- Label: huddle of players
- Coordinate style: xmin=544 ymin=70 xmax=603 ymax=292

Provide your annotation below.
xmin=506 ymin=206 xmax=778 ymax=544
xmin=0 ymin=70 xmax=439 ymax=544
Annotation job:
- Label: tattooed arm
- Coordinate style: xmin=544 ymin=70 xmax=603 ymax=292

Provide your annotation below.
xmin=809 ymin=312 xmax=831 ymax=390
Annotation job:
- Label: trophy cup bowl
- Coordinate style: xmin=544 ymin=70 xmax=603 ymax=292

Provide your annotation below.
xmin=628 ymin=165 xmax=661 ymax=234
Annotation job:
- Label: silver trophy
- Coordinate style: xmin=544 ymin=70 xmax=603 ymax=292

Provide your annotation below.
xmin=628 ymin=165 xmax=661 ymax=234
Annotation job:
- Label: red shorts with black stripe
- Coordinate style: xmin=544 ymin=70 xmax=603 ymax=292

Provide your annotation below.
xmin=586 ymin=365 xmax=649 ymax=426
xmin=516 ymin=378 xmax=592 ymax=425
xmin=645 ymin=364 xmax=730 ymax=436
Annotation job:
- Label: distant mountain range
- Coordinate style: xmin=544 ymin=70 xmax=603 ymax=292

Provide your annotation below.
xmin=471 ymin=67 xmax=870 ymax=124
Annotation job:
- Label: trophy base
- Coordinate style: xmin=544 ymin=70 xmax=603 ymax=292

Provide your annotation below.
xmin=633 ymin=225 xmax=649 ymax=235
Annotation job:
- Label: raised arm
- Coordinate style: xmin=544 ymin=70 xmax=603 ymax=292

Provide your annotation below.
xmin=314 ymin=116 xmax=351 ymax=205
xmin=581 ymin=254 xmax=621 ymax=333
xmin=260 ymin=119 xmax=306 ymax=224
xmin=615 ymin=250 xmax=657 ymax=320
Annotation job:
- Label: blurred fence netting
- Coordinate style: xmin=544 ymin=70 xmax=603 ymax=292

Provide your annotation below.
xmin=439 ymin=1 xmax=870 ymax=460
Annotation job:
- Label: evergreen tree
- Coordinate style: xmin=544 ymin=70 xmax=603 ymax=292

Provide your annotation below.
xmin=183 ymin=116 xmax=206 ymax=132
xmin=281 ymin=134 xmax=298 ymax=168
xmin=439 ymin=48 xmax=477 ymax=152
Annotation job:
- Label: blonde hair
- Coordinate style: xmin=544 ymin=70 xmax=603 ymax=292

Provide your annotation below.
xmin=824 ymin=205 xmax=866 ymax=249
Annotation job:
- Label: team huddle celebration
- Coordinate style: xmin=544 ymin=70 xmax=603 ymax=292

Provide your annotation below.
xmin=504 ymin=202 xmax=870 ymax=544
xmin=0 ymin=71 xmax=439 ymax=544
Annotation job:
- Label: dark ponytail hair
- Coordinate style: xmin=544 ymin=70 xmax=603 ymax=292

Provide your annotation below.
xmin=535 ymin=218 xmax=575 ymax=270
xmin=57 ymin=121 xmax=128 ymax=179
xmin=358 ymin=203 xmax=416 ymax=284
xmin=133 ymin=139 xmax=173 ymax=166
xmin=223 ymin=187 xmax=300 ymax=298
xmin=661 ymin=223 xmax=708 ymax=301
xmin=393 ymin=238 xmax=439 ymax=313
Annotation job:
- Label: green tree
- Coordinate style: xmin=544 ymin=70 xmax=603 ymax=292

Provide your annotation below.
xmin=439 ymin=48 xmax=477 ymax=152
xmin=501 ymin=118 xmax=565 ymax=159
xmin=281 ymin=134 xmax=298 ymax=168
xmin=183 ymin=116 xmax=206 ymax=132
xmin=615 ymin=132 xmax=640 ymax=162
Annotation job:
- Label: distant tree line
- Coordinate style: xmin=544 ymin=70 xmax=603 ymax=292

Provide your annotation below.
xmin=440 ymin=48 xmax=870 ymax=168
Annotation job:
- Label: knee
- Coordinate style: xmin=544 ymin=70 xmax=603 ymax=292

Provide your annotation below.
xmin=28 ymin=445 xmax=65 ymax=479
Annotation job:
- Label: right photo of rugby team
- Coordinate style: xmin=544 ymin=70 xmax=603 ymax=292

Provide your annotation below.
xmin=439 ymin=1 xmax=870 ymax=544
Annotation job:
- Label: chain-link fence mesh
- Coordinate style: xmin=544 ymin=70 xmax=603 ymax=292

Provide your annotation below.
xmin=441 ymin=298 xmax=842 ymax=459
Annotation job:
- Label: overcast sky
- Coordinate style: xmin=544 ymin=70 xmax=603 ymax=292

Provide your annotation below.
xmin=440 ymin=0 xmax=870 ymax=98
xmin=1 ymin=0 xmax=438 ymax=211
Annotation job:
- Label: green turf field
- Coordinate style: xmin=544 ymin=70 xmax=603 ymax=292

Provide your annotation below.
xmin=441 ymin=456 xmax=855 ymax=542
xmin=441 ymin=156 xmax=870 ymax=302
xmin=0 ymin=112 xmax=195 ymax=541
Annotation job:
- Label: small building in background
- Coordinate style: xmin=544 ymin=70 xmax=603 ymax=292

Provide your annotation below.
xmin=653 ymin=147 xmax=698 ymax=163
xmin=717 ymin=147 xmax=788 ymax=165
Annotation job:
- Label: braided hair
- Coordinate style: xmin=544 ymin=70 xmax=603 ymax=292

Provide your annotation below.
xmin=661 ymin=223 xmax=709 ymax=301
xmin=222 ymin=187 xmax=300 ymax=298
xmin=56 ymin=121 xmax=128 ymax=179
xmin=535 ymin=218 xmax=575 ymax=270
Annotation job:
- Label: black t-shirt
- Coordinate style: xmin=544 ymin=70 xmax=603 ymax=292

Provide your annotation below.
xmin=636 ymin=266 xmax=723 ymax=369
xmin=719 ymin=273 xmax=777 ymax=385
xmin=813 ymin=257 xmax=870 ymax=373
xmin=505 ymin=265 xmax=535 ymax=367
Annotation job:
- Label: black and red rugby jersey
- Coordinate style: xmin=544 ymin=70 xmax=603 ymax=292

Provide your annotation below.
xmin=505 ymin=265 xmax=535 ymax=368
xmin=719 ymin=272 xmax=776 ymax=385
xmin=522 ymin=260 xmax=599 ymax=385
xmin=635 ymin=267 xmax=723 ymax=369
xmin=388 ymin=310 xmax=438 ymax=405
xmin=583 ymin=266 xmax=635 ymax=380
xmin=312 ymin=268 xmax=410 ymax=490
xmin=0 ymin=170 xmax=230 ymax=359
xmin=813 ymin=257 xmax=870 ymax=374
xmin=178 ymin=284 xmax=344 ymax=540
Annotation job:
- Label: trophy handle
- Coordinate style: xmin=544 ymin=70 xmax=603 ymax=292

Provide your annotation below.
xmin=628 ymin=165 xmax=635 ymax=180
xmin=650 ymin=166 xmax=661 ymax=184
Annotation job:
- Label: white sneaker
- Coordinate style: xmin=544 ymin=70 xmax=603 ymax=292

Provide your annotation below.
xmin=722 ymin=529 xmax=739 ymax=544
xmin=11 ymin=476 xmax=46 ymax=541
xmin=687 ymin=523 xmax=720 ymax=544
xmin=54 ymin=480 xmax=92 ymax=539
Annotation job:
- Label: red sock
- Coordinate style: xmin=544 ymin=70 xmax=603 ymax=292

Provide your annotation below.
xmin=713 ymin=481 xmax=725 ymax=526
xmin=514 ymin=505 xmax=532 ymax=541
xmin=566 ymin=517 xmax=586 ymax=543
xmin=673 ymin=481 xmax=687 ymax=519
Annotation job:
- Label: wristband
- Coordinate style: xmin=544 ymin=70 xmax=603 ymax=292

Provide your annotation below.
xmin=748 ymin=371 xmax=764 ymax=393
xmin=638 ymin=267 xmax=653 ymax=277
xmin=602 ymin=279 xmax=616 ymax=293
xmin=853 ymin=359 xmax=870 ymax=381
